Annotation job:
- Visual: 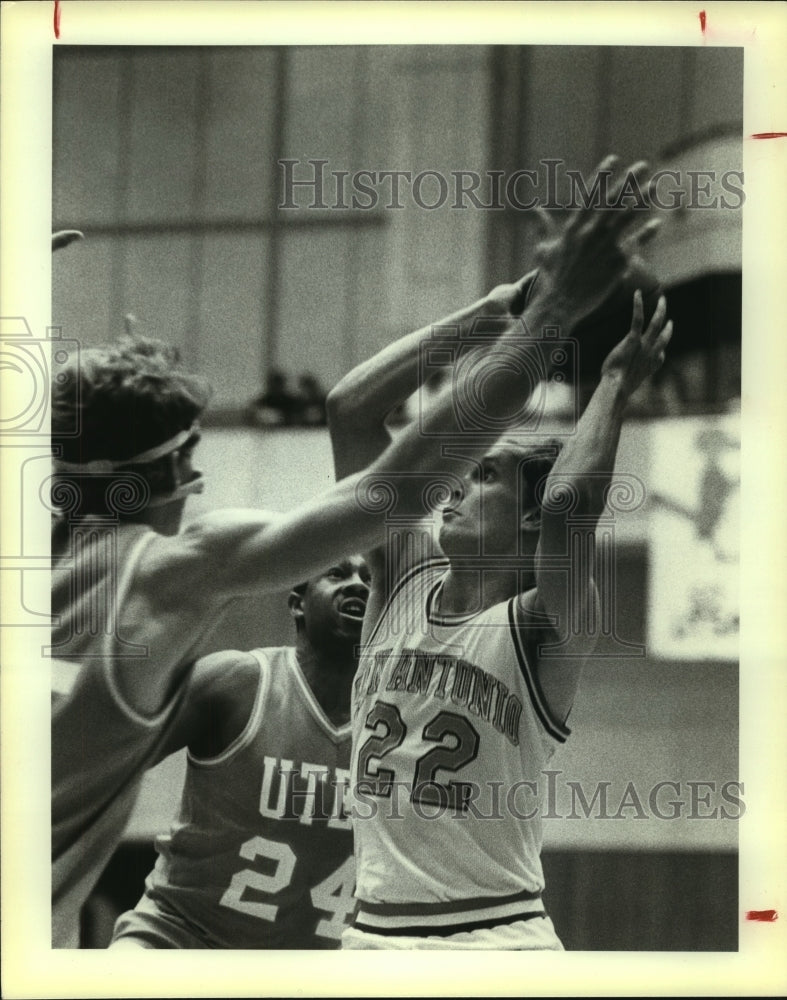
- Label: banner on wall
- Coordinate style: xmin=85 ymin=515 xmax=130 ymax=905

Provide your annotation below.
xmin=647 ymin=415 xmax=740 ymax=661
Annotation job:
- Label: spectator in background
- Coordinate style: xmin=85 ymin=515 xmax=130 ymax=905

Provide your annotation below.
xmin=246 ymin=370 xmax=329 ymax=427
xmin=247 ymin=370 xmax=301 ymax=427
xmin=295 ymin=373 xmax=328 ymax=426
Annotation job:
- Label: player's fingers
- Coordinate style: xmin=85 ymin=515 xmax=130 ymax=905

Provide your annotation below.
xmin=629 ymin=289 xmax=644 ymax=336
xmin=533 ymin=206 xmax=557 ymax=240
xmin=623 ymin=158 xmax=649 ymax=182
xmin=644 ymin=296 xmax=668 ymax=341
xmin=607 ymin=160 xmax=649 ymax=206
xmin=624 ymin=217 xmax=662 ymax=251
xmin=651 ymin=322 xmax=673 ymax=369
xmin=594 ymin=153 xmax=621 ymax=179
xmin=602 ymin=161 xmax=651 ymax=234
xmin=657 ymin=319 xmax=674 ymax=349
xmin=566 ymin=154 xmax=621 ymax=233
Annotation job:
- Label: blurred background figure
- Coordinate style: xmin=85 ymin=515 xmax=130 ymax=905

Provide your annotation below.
xmin=246 ymin=369 xmax=300 ymax=427
xmin=294 ymin=373 xmax=328 ymax=426
xmin=246 ymin=370 xmax=329 ymax=427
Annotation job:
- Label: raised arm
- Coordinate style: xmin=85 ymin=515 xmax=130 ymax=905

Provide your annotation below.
xmin=328 ymin=156 xmax=662 ymax=624
xmin=527 ymin=290 xmax=673 ymax=721
xmin=326 ymin=273 xmax=537 ymax=479
xmin=326 ymin=272 xmax=539 ymax=630
xmin=148 ymin=158 xmax=660 ymax=629
xmin=330 ymin=155 xmax=660 ymax=484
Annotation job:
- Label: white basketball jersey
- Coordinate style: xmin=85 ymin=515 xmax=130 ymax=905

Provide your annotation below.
xmin=349 ymin=558 xmax=569 ymax=938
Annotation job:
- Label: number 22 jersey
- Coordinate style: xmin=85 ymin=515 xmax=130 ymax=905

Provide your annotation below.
xmin=348 ymin=558 xmax=570 ymax=938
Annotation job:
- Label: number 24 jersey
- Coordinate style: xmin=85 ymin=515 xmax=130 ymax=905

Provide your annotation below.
xmin=132 ymin=647 xmax=355 ymax=948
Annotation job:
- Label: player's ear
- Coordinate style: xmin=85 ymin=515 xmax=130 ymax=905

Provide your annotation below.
xmin=288 ymin=589 xmax=305 ymax=625
xmin=144 ymin=454 xmax=179 ymax=496
xmin=520 ymin=505 xmax=542 ymax=534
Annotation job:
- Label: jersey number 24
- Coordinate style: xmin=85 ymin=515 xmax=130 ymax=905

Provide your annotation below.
xmin=220 ymin=836 xmax=355 ymax=941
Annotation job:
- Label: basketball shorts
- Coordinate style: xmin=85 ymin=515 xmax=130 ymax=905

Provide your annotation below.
xmin=342 ymin=913 xmax=564 ymax=950
xmin=110 ymin=892 xmax=207 ymax=949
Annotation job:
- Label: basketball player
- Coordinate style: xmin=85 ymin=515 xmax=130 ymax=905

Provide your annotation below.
xmin=108 ymin=555 xmax=368 ymax=949
xmin=50 ymin=335 xmax=477 ymax=946
xmin=326 ymin=167 xmax=672 ymax=948
xmin=50 ymin=152 xmax=654 ymax=946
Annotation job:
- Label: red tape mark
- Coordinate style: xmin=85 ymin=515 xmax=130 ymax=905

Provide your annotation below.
xmin=699 ymin=10 xmax=706 ymax=33
xmin=751 ymin=133 xmax=787 ymax=140
xmin=746 ymin=910 xmax=778 ymax=922
xmin=54 ymin=0 xmax=61 ymax=39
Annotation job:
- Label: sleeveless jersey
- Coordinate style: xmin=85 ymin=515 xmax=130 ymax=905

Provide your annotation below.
xmin=348 ymin=558 xmax=570 ymax=938
xmin=112 ymin=648 xmax=355 ymax=949
xmin=51 ymin=521 xmax=196 ymax=947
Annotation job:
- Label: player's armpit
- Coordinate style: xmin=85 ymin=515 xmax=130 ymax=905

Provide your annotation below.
xmin=143 ymin=651 xmax=257 ymax=763
xmin=516 ymin=584 xmax=599 ymax=727
xmin=361 ymin=547 xmax=388 ymax=647
xmin=327 ymin=376 xmax=396 ymax=481
xmin=184 ymin=652 xmax=263 ymax=762
xmin=366 ymin=516 xmax=442 ymax=628
xmin=329 ymin=418 xmax=393 ymax=482
xmin=361 ymin=522 xmax=441 ymax=645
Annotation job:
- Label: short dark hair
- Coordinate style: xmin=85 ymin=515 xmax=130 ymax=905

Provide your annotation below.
xmin=52 ymin=336 xmax=211 ymax=465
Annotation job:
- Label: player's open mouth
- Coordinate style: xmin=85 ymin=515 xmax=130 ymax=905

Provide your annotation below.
xmin=338 ymin=598 xmax=366 ymax=621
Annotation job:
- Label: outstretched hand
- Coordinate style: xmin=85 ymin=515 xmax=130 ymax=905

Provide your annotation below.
xmin=531 ymin=156 xmax=661 ymax=329
xmin=601 ymin=290 xmax=673 ymax=396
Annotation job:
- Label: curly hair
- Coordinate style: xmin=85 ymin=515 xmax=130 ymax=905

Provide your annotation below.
xmin=52 ymin=336 xmax=211 ymax=465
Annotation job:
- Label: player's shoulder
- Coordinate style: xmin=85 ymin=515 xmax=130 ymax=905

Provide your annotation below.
xmin=250 ymin=645 xmax=296 ymax=668
xmin=185 ymin=649 xmax=273 ymax=760
xmin=514 ymin=586 xmax=558 ymax=632
xmin=394 ymin=554 xmax=449 ymax=592
xmin=189 ymin=649 xmax=262 ymax=704
xmin=368 ymin=520 xmax=443 ymax=586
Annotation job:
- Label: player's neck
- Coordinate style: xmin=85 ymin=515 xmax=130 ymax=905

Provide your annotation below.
xmin=141 ymin=502 xmax=186 ymax=536
xmin=439 ymin=565 xmax=531 ymax=615
xmin=295 ymin=638 xmax=357 ymax=727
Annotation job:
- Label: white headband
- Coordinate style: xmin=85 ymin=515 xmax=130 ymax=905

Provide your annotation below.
xmin=146 ymin=472 xmax=205 ymax=507
xmin=53 ymin=422 xmax=200 ymax=474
